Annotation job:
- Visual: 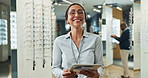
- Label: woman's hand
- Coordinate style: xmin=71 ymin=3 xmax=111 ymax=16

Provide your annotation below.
xmin=62 ymin=69 xmax=77 ymax=78
xmin=79 ymin=69 xmax=99 ymax=78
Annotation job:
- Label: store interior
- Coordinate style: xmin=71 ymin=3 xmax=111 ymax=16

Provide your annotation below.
xmin=0 ymin=0 xmax=145 ymax=78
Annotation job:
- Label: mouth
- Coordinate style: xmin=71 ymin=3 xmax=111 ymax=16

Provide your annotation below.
xmin=72 ymin=19 xmax=82 ymax=22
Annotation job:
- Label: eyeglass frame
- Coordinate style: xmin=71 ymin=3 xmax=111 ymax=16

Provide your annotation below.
xmin=68 ymin=9 xmax=85 ymax=16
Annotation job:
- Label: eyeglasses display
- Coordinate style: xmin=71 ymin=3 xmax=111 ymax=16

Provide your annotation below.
xmin=24 ymin=0 xmax=56 ymax=70
xmin=0 ymin=19 xmax=8 ymax=45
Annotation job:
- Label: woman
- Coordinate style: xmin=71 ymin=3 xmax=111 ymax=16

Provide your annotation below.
xmin=52 ymin=3 xmax=104 ymax=78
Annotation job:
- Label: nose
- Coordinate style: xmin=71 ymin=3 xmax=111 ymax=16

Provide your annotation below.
xmin=74 ymin=12 xmax=79 ymax=16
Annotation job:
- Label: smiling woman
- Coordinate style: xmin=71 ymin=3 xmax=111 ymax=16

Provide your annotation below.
xmin=52 ymin=3 xmax=104 ymax=78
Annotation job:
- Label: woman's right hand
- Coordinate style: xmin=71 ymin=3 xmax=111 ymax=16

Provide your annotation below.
xmin=62 ymin=69 xmax=77 ymax=78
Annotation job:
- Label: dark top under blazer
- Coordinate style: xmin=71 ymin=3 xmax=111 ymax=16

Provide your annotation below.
xmin=114 ymin=28 xmax=130 ymax=50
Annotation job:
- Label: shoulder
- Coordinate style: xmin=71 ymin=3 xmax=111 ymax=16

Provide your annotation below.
xmin=86 ymin=32 xmax=101 ymax=39
xmin=54 ymin=34 xmax=67 ymax=43
xmin=124 ymin=28 xmax=130 ymax=32
xmin=85 ymin=32 xmax=101 ymax=41
xmin=123 ymin=28 xmax=130 ymax=34
xmin=86 ymin=33 xmax=102 ymax=46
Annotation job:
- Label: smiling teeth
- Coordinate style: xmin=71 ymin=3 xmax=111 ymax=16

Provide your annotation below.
xmin=75 ymin=20 xmax=80 ymax=21
xmin=73 ymin=20 xmax=82 ymax=21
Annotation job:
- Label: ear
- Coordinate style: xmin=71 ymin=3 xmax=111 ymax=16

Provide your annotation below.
xmin=66 ymin=20 xmax=69 ymax=24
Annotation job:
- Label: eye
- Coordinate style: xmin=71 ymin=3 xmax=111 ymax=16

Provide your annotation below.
xmin=70 ymin=11 xmax=75 ymax=14
xmin=68 ymin=10 xmax=75 ymax=15
xmin=77 ymin=11 xmax=84 ymax=14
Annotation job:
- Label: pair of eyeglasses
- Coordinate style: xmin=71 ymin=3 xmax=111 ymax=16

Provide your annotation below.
xmin=68 ymin=10 xmax=84 ymax=15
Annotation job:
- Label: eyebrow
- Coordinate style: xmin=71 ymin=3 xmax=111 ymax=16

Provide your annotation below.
xmin=69 ymin=9 xmax=83 ymax=11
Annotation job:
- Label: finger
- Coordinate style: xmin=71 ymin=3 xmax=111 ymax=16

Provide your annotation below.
xmin=71 ymin=71 xmax=77 ymax=74
xmin=62 ymin=72 xmax=71 ymax=76
xmin=79 ymin=70 xmax=89 ymax=75
xmin=63 ymin=72 xmax=76 ymax=78
xmin=63 ymin=75 xmax=71 ymax=78
xmin=88 ymin=70 xmax=100 ymax=77
xmin=64 ymin=69 xmax=69 ymax=72
xmin=62 ymin=69 xmax=71 ymax=76
xmin=80 ymin=70 xmax=94 ymax=77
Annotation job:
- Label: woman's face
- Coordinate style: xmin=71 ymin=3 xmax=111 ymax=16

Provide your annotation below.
xmin=66 ymin=5 xmax=85 ymax=29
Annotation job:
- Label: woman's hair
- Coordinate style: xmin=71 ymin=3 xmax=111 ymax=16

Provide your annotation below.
xmin=65 ymin=3 xmax=86 ymax=20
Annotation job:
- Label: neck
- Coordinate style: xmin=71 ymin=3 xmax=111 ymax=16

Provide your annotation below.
xmin=70 ymin=28 xmax=83 ymax=41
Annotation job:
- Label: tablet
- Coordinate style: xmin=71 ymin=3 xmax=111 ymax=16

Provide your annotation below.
xmin=70 ymin=64 xmax=101 ymax=73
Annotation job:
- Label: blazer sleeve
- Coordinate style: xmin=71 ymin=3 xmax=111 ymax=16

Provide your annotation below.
xmin=114 ymin=29 xmax=129 ymax=43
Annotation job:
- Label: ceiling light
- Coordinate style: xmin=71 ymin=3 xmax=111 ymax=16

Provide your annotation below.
xmin=93 ymin=8 xmax=96 ymax=11
xmin=58 ymin=3 xmax=61 ymax=6
xmin=87 ymin=14 xmax=91 ymax=18
xmin=98 ymin=5 xmax=102 ymax=8
xmin=93 ymin=8 xmax=101 ymax=13
xmin=103 ymin=2 xmax=106 ymax=6
xmin=62 ymin=0 xmax=73 ymax=4
xmin=54 ymin=2 xmax=58 ymax=5
xmin=116 ymin=7 xmax=122 ymax=10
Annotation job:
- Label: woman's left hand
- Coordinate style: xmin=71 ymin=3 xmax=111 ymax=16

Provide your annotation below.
xmin=79 ymin=69 xmax=99 ymax=78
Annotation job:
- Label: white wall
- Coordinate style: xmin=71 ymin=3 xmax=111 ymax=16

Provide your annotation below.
xmin=106 ymin=6 xmax=113 ymax=66
xmin=141 ymin=0 xmax=148 ymax=78
xmin=102 ymin=6 xmax=113 ymax=67
xmin=133 ymin=3 xmax=141 ymax=70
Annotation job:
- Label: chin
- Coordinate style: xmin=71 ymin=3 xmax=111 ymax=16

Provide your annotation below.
xmin=72 ymin=25 xmax=81 ymax=29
